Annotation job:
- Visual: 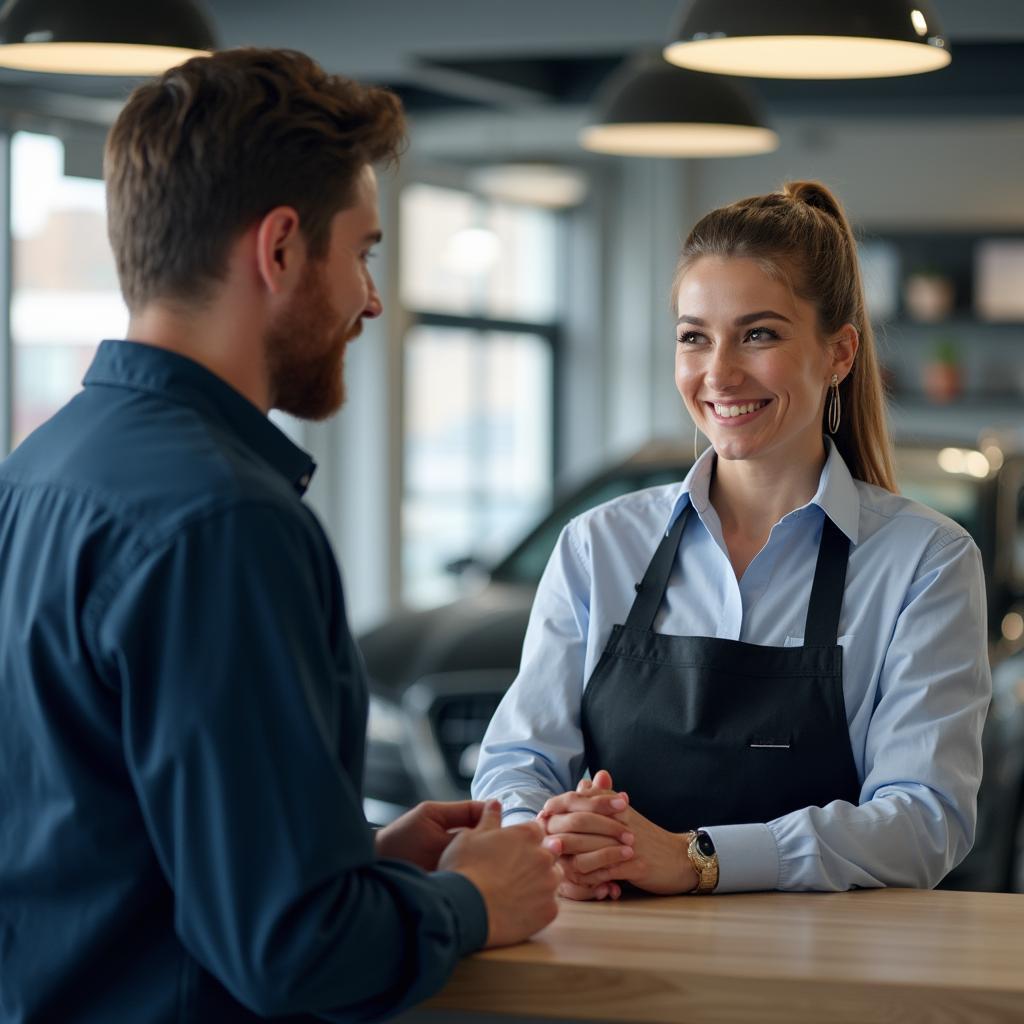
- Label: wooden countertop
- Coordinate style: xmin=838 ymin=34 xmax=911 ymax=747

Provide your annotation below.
xmin=425 ymin=888 xmax=1024 ymax=1023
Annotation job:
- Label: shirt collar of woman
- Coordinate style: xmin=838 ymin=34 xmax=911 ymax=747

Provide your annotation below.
xmin=668 ymin=437 xmax=860 ymax=544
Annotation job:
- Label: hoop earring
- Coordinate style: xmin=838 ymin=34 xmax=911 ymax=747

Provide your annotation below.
xmin=693 ymin=422 xmax=711 ymax=461
xmin=827 ymin=373 xmax=841 ymax=434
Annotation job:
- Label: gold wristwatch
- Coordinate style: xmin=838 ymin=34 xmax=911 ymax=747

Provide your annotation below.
xmin=685 ymin=830 xmax=719 ymax=894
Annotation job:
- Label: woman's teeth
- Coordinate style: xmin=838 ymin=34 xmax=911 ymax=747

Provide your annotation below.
xmin=713 ymin=400 xmax=767 ymax=419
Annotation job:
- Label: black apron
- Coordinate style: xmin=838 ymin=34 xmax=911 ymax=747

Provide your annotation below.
xmin=581 ymin=506 xmax=861 ymax=833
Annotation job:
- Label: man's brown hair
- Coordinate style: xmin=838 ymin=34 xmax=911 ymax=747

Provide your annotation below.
xmin=105 ymin=47 xmax=405 ymax=311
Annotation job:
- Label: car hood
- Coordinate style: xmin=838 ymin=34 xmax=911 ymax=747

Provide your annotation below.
xmin=357 ymin=581 xmax=535 ymax=699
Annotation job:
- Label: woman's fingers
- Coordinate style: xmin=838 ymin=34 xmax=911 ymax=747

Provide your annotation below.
xmin=558 ymin=879 xmax=610 ymax=901
xmin=539 ymin=791 xmax=629 ymax=820
xmin=557 ymin=858 xmax=620 ymax=899
xmin=576 ymin=770 xmax=613 ymax=793
xmin=572 ymin=843 xmax=635 ymax=875
xmin=560 ymin=853 xmax=636 ymax=890
xmin=552 ymin=831 xmax=633 ymax=856
xmin=544 ymin=810 xmax=630 ymax=838
xmin=573 ymin=858 xmax=646 ymax=887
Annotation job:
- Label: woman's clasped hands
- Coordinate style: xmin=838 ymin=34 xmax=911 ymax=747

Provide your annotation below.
xmin=538 ymin=769 xmax=698 ymax=900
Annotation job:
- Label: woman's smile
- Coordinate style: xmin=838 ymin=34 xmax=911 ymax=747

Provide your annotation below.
xmin=675 ymin=256 xmax=836 ymax=469
xmin=707 ymin=398 xmax=772 ymax=422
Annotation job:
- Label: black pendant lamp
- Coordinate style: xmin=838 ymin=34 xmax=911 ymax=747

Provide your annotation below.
xmin=580 ymin=56 xmax=778 ymax=158
xmin=665 ymin=0 xmax=950 ymax=80
xmin=0 ymin=0 xmax=217 ymax=75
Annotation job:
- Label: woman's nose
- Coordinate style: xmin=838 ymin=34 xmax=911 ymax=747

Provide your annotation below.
xmin=706 ymin=346 xmax=742 ymax=390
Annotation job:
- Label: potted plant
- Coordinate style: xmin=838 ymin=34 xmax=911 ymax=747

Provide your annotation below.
xmin=903 ymin=267 xmax=955 ymax=322
xmin=922 ymin=335 xmax=963 ymax=404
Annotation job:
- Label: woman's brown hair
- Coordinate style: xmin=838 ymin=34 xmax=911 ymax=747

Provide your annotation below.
xmin=674 ymin=181 xmax=896 ymax=493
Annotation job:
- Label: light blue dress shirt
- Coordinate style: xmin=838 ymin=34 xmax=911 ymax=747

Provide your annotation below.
xmin=472 ymin=441 xmax=992 ymax=892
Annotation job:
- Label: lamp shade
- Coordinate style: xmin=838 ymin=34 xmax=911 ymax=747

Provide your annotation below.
xmin=469 ymin=164 xmax=589 ymax=209
xmin=0 ymin=0 xmax=217 ymax=75
xmin=580 ymin=56 xmax=777 ymax=158
xmin=665 ymin=0 xmax=950 ymax=80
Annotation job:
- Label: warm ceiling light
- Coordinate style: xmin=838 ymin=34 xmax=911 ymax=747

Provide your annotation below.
xmin=0 ymin=0 xmax=217 ymax=75
xmin=664 ymin=0 xmax=951 ymax=80
xmin=468 ymin=164 xmax=589 ymax=209
xmin=580 ymin=57 xmax=777 ymax=158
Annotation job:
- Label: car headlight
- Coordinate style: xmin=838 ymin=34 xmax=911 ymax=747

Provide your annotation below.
xmin=367 ymin=695 xmax=406 ymax=745
xmin=458 ymin=742 xmax=482 ymax=780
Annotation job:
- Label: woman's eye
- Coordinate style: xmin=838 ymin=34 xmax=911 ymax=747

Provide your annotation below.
xmin=676 ymin=331 xmax=705 ymax=345
xmin=747 ymin=327 xmax=777 ymax=342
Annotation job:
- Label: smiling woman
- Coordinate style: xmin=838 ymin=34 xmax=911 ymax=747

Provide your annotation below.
xmin=472 ymin=180 xmax=992 ymax=904
xmin=675 ymin=258 xmax=856 ymax=491
xmin=675 ymin=181 xmax=894 ymax=496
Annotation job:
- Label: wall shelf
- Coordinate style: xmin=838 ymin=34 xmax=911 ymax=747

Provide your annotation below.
xmin=887 ymin=392 xmax=1024 ymax=444
xmin=879 ymin=318 xmax=1024 ymax=332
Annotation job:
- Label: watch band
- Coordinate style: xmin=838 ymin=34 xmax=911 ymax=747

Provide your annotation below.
xmin=686 ymin=830 xmax=719 ymax=894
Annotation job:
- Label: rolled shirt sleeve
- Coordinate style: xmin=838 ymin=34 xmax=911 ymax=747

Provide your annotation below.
xmin=88 ymin=501 xmax=486 ymax=1020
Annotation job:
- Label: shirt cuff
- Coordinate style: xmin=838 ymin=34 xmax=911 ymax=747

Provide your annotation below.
xmin=501 ymin=807 xmax=540 ymax=825
xmin=430 ymin=871 xmax=489 ymax=956
xmin=701 ymin=822 xmax=780 ymax=893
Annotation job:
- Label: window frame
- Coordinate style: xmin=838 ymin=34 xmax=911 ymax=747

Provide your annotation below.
xmin=398 ymin=178 xmax=565 ymax=605
xmin=409 ymin=306 xmax=562 ymax=482
xmin=0 ymin=95 xmax=119 ymax=458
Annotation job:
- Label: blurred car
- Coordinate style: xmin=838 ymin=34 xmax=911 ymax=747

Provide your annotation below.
xmin=358 ymin=434 xmax=1024 ymax=892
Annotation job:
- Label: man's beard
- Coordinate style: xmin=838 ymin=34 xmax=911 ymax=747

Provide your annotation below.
xmin=265 ymin=262 xmax=361 ymax=421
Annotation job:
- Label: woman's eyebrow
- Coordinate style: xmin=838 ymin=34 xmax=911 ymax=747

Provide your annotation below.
xmin=675 ymin=310 xmax=793 ymax=326
xmin=736 ymin=309 xmax=792 ymax=325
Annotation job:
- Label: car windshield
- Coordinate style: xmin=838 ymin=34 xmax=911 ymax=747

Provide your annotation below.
xmin=491 ymin=465 xmax=689 ymax=585
xmin=489 ymin=445 xmax=991 ymax=589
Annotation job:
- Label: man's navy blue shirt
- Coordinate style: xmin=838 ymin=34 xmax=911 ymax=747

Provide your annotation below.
xmin=0 ymin=340 xmax=486 ymax=1023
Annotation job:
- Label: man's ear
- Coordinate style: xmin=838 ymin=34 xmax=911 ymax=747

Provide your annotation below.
xmin=254 ymin=206 xmax=304 ymax=295
xmin=831 ymin=323 xmax=860 ymax=382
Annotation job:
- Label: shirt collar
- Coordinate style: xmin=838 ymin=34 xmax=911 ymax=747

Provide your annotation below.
xmin=807 ymin=438 xmax=860 ymax=543
xmin=666 ymin=437 xmax=860 ymax=544
xmin=83 ymin=340 xmax=317 ymax=495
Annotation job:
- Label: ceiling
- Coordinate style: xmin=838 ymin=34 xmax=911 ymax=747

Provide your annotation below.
xmin=1 ymin=1 xmax=1023 ymax=128
xmin=184 ymin=0 xmax=1024 ymax=118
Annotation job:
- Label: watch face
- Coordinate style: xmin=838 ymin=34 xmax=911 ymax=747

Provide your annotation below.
xmin=696 ymin=831 xmax=716 ymax=857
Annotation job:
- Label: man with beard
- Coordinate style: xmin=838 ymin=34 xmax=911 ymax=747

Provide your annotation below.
xmin=0 ymin=49 xmax=566 ymax=1024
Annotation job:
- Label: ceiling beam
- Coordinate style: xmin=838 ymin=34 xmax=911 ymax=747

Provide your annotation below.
xmin=403 ymin=60 xmax=551 ymax=108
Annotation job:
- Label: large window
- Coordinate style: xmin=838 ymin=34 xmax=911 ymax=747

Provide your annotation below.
xmin=400 ymin=183 xmax=559 ymax=607
xmin=9 ymin=131 xmax=127 ymax=449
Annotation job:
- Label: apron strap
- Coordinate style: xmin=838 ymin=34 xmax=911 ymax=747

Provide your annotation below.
xmin=624 ymin=504 xmax=850 ymax=644
xmin=624 ymin=506 xmax=690 ymax=632
xmin=803 ymin=514 xmax=850 ymax=646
